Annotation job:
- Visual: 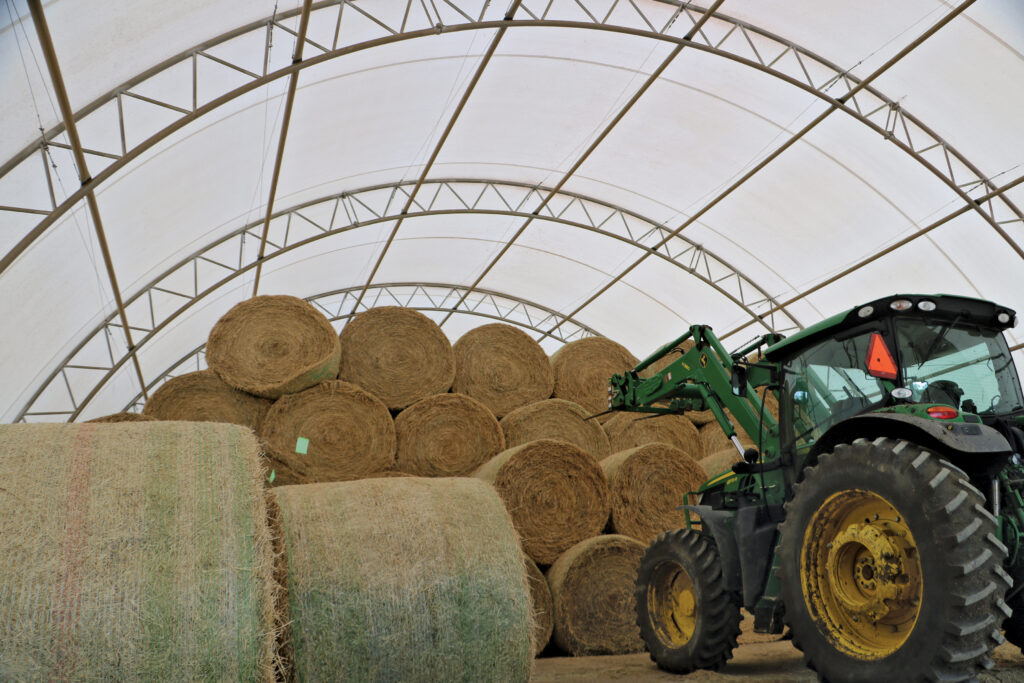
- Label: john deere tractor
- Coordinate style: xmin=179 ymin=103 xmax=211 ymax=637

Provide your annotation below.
xmin=607 ymin=294 xmax=1024 ymax=682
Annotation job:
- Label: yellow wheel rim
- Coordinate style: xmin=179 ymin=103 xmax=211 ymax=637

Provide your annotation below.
xmin=647 ymin=560 xmax=698 ymax=648
xmin=801 ymin=489 xmax=923 ymax=660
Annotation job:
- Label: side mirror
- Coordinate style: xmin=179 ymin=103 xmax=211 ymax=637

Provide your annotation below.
xmin=730 ymin=364 xmax=748 ymax=396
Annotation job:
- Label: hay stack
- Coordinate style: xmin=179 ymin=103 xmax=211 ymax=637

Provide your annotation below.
xmin=547 ymin=535 xmax=646 ymax=656
xmin=207 ymin=295 xmax=341 ymax=398
xmin=700 ymin=448 xmax=743 ymax=477
xmin=525 ymin=558 xmax=554 ymax=654
xmin=601 ymin=443 xmax=707 ymax=542
xmin=699 ymin=417 xmax=755 ymax=457
xmin=394 ymin=393 xmax=505 ymax=477
xmin=452 ymin=323 xmax=554 ymax=418
xmin=141 ymin=370 xmax=271 ymax=429
xmin=275 ymin=477 xmax=533 ymax=681
xmin=474 ymin=439 xmax=610 ymax=565
xmin=339 ymin=306 xmax=454 ymax=410
xmin=550 ymin=337 xmax=638 ymax=418
xmin=259 ymin=380 xmax=396 ymax=486
xmin=84 ymin=412 xmax=156 ymax=423
xmin=602 ymin=411 xmax=704 ymax=460
xmin=499 ymin=399 xmax=610 ymax=459
xmin=0 ymin=423 xmax=276 ymax=680
xmin=638 ymin=338 xmax=694 ymax=378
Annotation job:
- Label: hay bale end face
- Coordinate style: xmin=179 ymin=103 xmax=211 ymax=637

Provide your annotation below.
xmin=547 ymin=534 xmax=646 ymax=656
xmin=601 ymin=443 xmax=706 ymax=543
xmin=275 ymin=477 xmax=533 ymax=682
xmin=603 ymin=411 xmax=703 ymax=460
xmin=339 ymin=306 xmax=455 ymax=410
xmin=525 ymin=557 xmax=554 ymax=654
xmin=142 ymin=369 xmax=271 ymax=430
xmin=394 ymin=393 xmax=505 ymax=477
xmin=700 ymin=448 xmax=743 ymax=478
xmin=550 ymin=337 xmax=638 ymax=418
xmin=499 ymin=398 xmax=610 ymax=459
xmin=474 ymin=438 xmax=610 ymax=565
xmin=0 ymin=423 xmax=277 ymax=680
xmin=259 ymin=380 xmax=396 ymax=486
xmin=207 ymin=295 xmax=341 ymax=399
xmin=699 ymin=417 xmax=755 ymax=458
xmin=452 ymin=323 xmax=554 ymax=418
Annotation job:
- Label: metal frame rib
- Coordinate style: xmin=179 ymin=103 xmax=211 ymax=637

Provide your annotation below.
xmin=537 ymin=0 xmax=980 ymax=341
xmin=26 ymin=0 xmax=148 ymax=402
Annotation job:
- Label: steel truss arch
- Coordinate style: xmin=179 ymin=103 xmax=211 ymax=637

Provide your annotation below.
xmin=15 ymin=178 xmax=799 ymax=423
xmin=114 ymin=282 xmax=603 ymax=416
xmin=2 ymin=1 xmax=1022 ymax=277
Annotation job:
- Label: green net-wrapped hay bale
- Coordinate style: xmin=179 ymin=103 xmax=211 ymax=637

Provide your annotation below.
xmin=499 ymin=398 xmax=610 ymax=459
xmin=142 ymin=370 xmax=271 ymax=430
xmin=474 ymin=439 xmax=610 ymax=565
xmin=394 ymin=393 xmax=505 ymax=477
xmin=207 ymin=295 xmax=341 ymax=399
xmin=699 ymin=416 xmax=755 ymax=457
xmin=0 ymin=422 xmax=277 ymax=681
xmin=275 ymin=477 xmax=533 ymax=682
xmin=525 ymin=557 xmax=554 ymax=654
xmin=84 ymin=411 xmax=156 ymax=423
xmin=259 ymin=380 xmax=396 ymax=486
xmin=602 ymin=411 xmax=704 ymax=460
xmin=546 ymin=534 xmax=646 ymax=656
xmin=452 ymin=323 xmax=554 ymax=418
xmin=339 ymin=306 xmax=454 ymax=410
xmin=700 ymin=448 xmax=743 ymax=478
xmin=601 ymin=443 xmax=707 ymax=543
xmin=550 ymin=337 xmax=638 ymax=420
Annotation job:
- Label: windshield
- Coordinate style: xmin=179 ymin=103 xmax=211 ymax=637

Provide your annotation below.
xmin=895 ymin=320 xmax=1024 ymax=416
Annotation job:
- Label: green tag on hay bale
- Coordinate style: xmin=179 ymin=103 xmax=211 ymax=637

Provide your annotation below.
xmin=269 ymin=470 xmax=276 ymax=483
xmin=295 ymin=437 xmax=309 ymax=455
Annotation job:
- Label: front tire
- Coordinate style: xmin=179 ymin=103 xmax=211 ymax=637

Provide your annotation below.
xmin=779 ymin=437 xmax=1011 ymax=682
xmin=635 ymin=528 xmax=741 ymax=673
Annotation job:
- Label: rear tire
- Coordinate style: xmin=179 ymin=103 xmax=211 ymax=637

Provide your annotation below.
xmin=779 ymin=437 xmax=1010 ymax=682
xmin=634 ymin=528 xmax=741 ymax=673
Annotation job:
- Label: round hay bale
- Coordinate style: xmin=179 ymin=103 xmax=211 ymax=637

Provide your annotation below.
xmin=546 ymin=534 xmax=646 ymax=656
xmin=339 ymin=306 xmax=454 ymax=410
xmin=274 ymin=477 xmax=533 ymax=681
xmin=141 ymin=370 xmax=271 ymax=430
xmin=700 ymin=448 xmax=743 ymax=478
xmin=452 ymin=323 xmax=554 ymax=418
xmin=601 ymin=443 xmax=707 ymax=543
xmin=525 ymin=557 xmax=554 ymax=654
xmin=0 ymin=422 xmax=277 ymax=680
xmin=602 ymin=411 xmax=704 ymax=460
xmin=550 ymin=337 xmax=638 ymax=419
xmin=207 ymin=295 xmax=341 ymax=399
xmin=699 ymin=417 xmax=755 ymax=457
xmin=638 ymin=339 xmax=694 ymax=378
xmin=499 ymin=399 xmax=610 ymax=459
xmin=259 ymin=380 xmax=396 ymax=486
xmin=474 ymin=439 xmax=610 ymax=565
xmin=84 ymin=411 xmax=156 ymax=423
xmin=394 ymin=393 xmax=505 ymax=477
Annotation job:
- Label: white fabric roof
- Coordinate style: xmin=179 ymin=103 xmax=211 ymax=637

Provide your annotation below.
xmin=1 ymin=0 xmax=1022 ymax=421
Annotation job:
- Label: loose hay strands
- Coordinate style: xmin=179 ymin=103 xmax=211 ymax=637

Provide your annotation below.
xmin=339 ymin=306 xmax=454 ymax=410
xmin=550 ymin=337 xmax=638 ymax=419
xmin=525 ymin=557 xmax=554 ymax=654
xmin=0 ymin=422 xmax=277 ymax=681
xmin=142 ymin=370 xmax=271 ymax=430
xmin=259 ymin=380 xmax=396 ymax=486
xmin=275 ymin=477 xmax=533 ymax=682
xmin=699 ymin=448 xmax=743 ymax=478
xmin=207 ymin=295 xmax=341 ymax=399
xmin=474 ymin=439 xmax=610 ymax=565
xmin=546 ymin=534 xmax=646 ymax=656
xmin=84 ymin=412 xmax=156 ymax=423
xmin=499 ymin=399 xmax=610 ymax=459
xmin=394 ymin=393 xmax=505 ymax=477
xmin=601 ymin=443 xmax=706 ymax=543
xmin=452 ymin=323 xmax=553 ymax=418
xmin=602 ymin=411 xmax=704 ymax=460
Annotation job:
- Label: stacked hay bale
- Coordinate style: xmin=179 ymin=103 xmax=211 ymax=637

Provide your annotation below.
xmin=499 ymin=398 xmax=610 ymax=459
xmin=394 ymin=393 xmax=505 ymax=477
xmin=453 ymin=323 xmax=553 ymax=418
xmin=550 ymin=337 xmax=638 ymax=420
xmin=141 ymin=369 xmax=271 ymax=430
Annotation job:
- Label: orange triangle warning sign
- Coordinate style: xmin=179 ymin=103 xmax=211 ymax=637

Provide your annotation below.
xmin=866 ymin=332 xmax=898 ymax=381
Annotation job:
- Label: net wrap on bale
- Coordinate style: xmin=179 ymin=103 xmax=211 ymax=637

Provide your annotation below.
xmin=142 ymin=369 xmax=271 ymax=430
xmin=207 ymin=295 xmax=341 ymax=398
xmin=499 ymin=399 xmax=610 ymax=459
xmin=550 ymin=337 xmax=638 ymax=418
xmin=394 ymin=393 xmax=505 ymax=477
xmin=275 ymin=477 xmax=533 ymax=682
xmin=0 ymin=422 xmax=277 ymax=681
xmin=474 ymin=438 xmax=610 ymax=565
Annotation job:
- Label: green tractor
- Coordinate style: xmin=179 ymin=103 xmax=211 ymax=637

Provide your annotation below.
xmin=607 ymin=294 xmax=1024 ymax=682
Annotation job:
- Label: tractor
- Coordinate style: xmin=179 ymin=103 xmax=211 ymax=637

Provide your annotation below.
xmin=606 ymin=294 xmax=1024 ymax=682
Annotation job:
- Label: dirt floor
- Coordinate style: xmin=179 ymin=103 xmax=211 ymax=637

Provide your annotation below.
xmin=532 ymin=616 xmax=1024 ymax=682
